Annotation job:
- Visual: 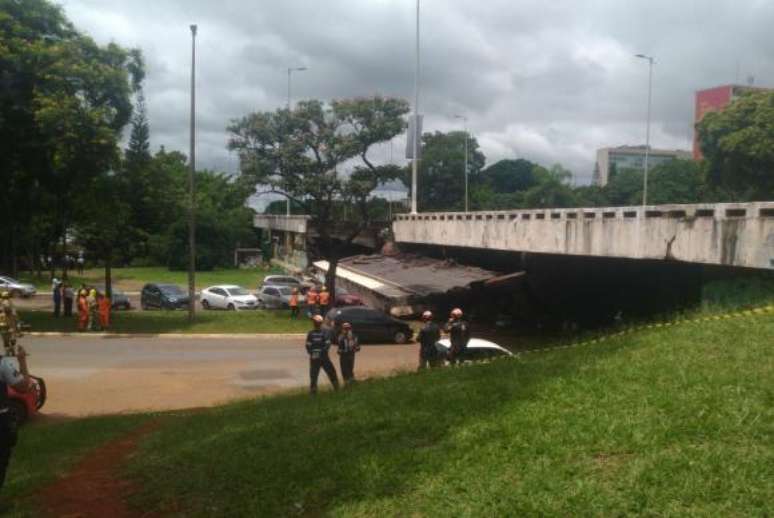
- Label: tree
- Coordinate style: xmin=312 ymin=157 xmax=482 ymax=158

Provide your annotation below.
xmin=522 ymin=164 xmax=578 ymax=208
xmin=402 ymin=131 xmax=486 ymax=211
xmin=647 ymin=159 xmax=706 ymax=204
xmin=698 ymin=90 xmax=774 ymax=200
xmin=228 ymin=96 xmax=409 ymax=293
xmin=477 ymin=158 xmax=539 ymax=193
xmin=0 ymin=0 xmax=143 ymax=277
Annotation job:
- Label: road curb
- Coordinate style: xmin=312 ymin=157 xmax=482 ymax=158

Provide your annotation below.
xmin=27 ymin=332 xmax=308 ymax=339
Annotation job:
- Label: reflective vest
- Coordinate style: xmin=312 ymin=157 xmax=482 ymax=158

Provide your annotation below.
xmin=319 ymin=291 xmax=330 ymax=305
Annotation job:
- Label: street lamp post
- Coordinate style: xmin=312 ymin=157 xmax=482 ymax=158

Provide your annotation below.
xmin=410 ymin=0 xmax=420 ymax=214
xmin=454 ymin=114 xmax=469 ymax=212
xmin=286 ymin=66 xmax=307 ymax=217
xmin=188 ymin=24 xmax=197 ymax=322
xmin=635 ymin=54 xmax=654 ymax=206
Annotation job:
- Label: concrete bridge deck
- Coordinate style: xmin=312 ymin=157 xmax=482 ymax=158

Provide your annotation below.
xmin=393 ymin=202 xmax=774 ymax=270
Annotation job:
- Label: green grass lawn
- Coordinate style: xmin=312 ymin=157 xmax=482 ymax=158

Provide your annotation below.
xmin=111 ymin=311 xmax=773 ymax=516
xmin=20 ymin=308 xmax=310 ymax=334
xmin=5 ymin=414 xmax=150 ymax=517
xmin=18 ymin=266 xmax=283 ymax=292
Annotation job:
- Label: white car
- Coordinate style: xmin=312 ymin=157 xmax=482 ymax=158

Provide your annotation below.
xmin=200 ymin=285 xmax=258 ymax=311
xmin=435 ymin=338 xmax=514 ymax=362
xmin=0 ymin=276 xmax=36 ymax=298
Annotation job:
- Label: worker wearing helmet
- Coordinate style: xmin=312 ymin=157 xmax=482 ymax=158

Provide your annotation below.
xmin=305 ymin=314 xmax=339 ymax=394
xmin=77 ymin=289 xmax=89 ymax=332
xmin=87 ymin=289 xmax=99 ymax=331
xmin=318 ymin=286 xmax=331 ymax=316
xmin=0 ymin=293 xmax=17 ymax=354
xmin=306 ymin=287 xmax=319 ymax=316
xmin=417 ymin=310 xmax=441 ymax=370
xmin=336 ymin=322 xmax=360 ymax=385
xmin=445 ymin=308 xmax=470 ymax=365
xmin=0 ymin=344 xmax=32 ymax=493
xmin=289 ymin=288 xmax=300 ymax=319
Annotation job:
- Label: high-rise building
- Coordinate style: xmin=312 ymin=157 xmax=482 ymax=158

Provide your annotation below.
xmin=594 ymin=146 xmax=692 ymax=186
xmin=693 ymin=84 xmax=771 ymax=159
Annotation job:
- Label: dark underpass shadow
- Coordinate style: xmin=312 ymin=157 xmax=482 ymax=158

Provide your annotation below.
xmin=128 ymin=337 xmax=635 ymax=516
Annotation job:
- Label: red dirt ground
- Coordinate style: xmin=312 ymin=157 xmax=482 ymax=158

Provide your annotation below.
xmin=38 ymin=421 xmax=160 ymax=518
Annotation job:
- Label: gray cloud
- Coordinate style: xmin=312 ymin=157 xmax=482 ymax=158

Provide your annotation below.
xmin=59 ymin=0 xmax=774 ymax=184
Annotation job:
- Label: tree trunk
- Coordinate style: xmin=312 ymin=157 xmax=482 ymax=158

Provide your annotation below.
xmin=104 ymin=251 xmax=112 ymax=298
xmin=9 ymin=225 xmax=17 ymax=278
xmin=325 ymin=256 xmax=338 ymax=300
xmin=61 ymin=225 xmax=68 ymax=280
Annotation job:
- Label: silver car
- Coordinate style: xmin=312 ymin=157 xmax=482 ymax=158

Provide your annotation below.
xmin=0 ymin=276 xmax=37 ymax=298
xmin=256 ymin=285 xmax=300 ymax=309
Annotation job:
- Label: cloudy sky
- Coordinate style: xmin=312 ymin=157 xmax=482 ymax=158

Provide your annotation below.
xmin=59 ymin=0 xmax=774 ymax=186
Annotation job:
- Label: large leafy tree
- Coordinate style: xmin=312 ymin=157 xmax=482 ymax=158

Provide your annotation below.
xmin=477 ymin=158 xmax=539 ymax=193
xmin=0 ymin=0 xmax=143 ymax=276
xmin=697 ymin=90 xmax=774 ymax=200
xmin=402 ymin=130 xmax=486 ymax=211
xmin=228 ymin=96 xmax=409 ymax=291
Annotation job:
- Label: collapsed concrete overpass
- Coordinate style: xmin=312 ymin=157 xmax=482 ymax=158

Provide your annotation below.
xmin=393 ymin=202 xmax=774 ymax=270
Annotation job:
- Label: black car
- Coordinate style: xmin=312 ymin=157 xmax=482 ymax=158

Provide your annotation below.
xmin=325 ymin=306 xmax=413 ymax=344
xmin=96 ymin=286 xmax=131 ymax=310
xmin=140 ymin=283 xmax=190 ymax=310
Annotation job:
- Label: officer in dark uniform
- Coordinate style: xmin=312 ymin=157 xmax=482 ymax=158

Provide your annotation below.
xmin=305 ymin=315 xmax=339 ymax=394
xmin=417 ymin=310 xmax=441 ymax=370
xmin=0 ymin=345 xmax=31 ymax=493
xmin=445 ymin=308 xmax=470 ymax=365
xmin=336 ymin=322 xmax=360 ymax=385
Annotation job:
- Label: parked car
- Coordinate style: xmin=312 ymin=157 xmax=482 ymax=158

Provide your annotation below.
xmin=96 ymin=286 xmax=131 ymax=310
xmin=201 ymin=285 xmax=258 ymax=310
xmin=434 ymin=338 xmax=513 ymax=362
xmin=3 ymin=356 xmax=46 ymax=426
xmin=325 ymin=306 xmax=413 ymax=344
xmin=140 ymin=283 xmax=191 ymax=310
xmin=256 ymin=285 xmax=303 ymax=309
xmin=260 ymin=275 xmax=303 ymax=290
xmin=334 ymin=287 xmax=364 ymax=307
xmin=0 ymin=276 xmax=36 ymax=298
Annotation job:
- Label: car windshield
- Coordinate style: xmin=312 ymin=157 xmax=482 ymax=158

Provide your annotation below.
xmin=227 ymin=288 xmax=250 ymax=296
xmin=159 ymin=285 xmax=184 ymax=296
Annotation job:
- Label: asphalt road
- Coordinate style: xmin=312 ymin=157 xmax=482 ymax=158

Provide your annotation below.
xmin=24 ymin=335 xmax=419 ymax=417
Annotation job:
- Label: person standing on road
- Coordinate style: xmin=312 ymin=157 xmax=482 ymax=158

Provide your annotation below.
xmin=418 ymin=310 xmax=441 ymax=370
xmin=52 ymin=278 xmax=62 ymax=318
xmin=289 ymin=288 xmax=300 ymax=319
xmin=0 ymin=346 xmax=32 ymax=495
xmin=319 ymin=286 xmax=331 ymax=316
xmin=337 ymin=322 xmax=360 ymax=385
xmin=87 ymin=289 xmax=99 ymax=331
xmin=98 ymin=291 xmax=111 ymax=329
xmin=306 ymin=287 xmax=319 ymax=316
xmin=305 ymin=315 xmax=339 ymax=394
xmin=445 ymin=308 xmax=470 ymax=365
xmin=62 ymin=282 xmax=74 ymax=317
xmin=76 ymin=289 xmax=89 ymax=332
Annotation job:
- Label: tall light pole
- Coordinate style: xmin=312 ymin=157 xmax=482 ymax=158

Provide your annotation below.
xmin=286 ymin=66 xmax=307 ymax=217
xmin=188 ymin=24 xmax=197 ymax=322
xmin=636 ymin=54 xmax=654 ymax=206
xmin=454 ymin=114 xmax=469 ymax=212
xmin=410 ymin=0 xmax=420 ymax=214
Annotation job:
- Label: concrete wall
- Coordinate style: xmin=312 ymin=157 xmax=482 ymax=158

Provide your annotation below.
xmin=253 ymin=215 xmax=309 ymax=234
xmin=393 ymin=202 xmax=774 ymax=270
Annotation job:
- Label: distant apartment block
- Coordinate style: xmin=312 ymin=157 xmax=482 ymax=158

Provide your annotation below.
xmin=593 ymin=146 xmax=692 ymax=186
xmin=693 ymin=84 xmax=771 ymax=159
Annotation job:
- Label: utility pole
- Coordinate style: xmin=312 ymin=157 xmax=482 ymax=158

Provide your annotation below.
xmin=454 ymin=114 xmax=469 ymax=212
xmin=410 ymin=0 xmax=420 ymax=214
xmin=636 ymin=54 xmax=654 ymax=206
xmin=188 ymin=24 xmax=197 ymax=322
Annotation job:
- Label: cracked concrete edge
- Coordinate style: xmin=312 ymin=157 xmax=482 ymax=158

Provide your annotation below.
xmin=27 ymin=332 xmax=307 ymax=339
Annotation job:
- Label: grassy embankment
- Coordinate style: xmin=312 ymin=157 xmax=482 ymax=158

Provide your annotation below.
xmin=10 ymin=303 xmax=771 ymax=516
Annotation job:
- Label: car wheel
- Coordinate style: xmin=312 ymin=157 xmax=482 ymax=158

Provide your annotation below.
xmin=141 ymin=301 xmax=148 ymax=310
xmin=7 ymin=399 xmax=28 ymax=427
xmin=124 ymin=302 xmax=131 ymax=310
xmin=227 ymin=303 xmax=235 ymax=311
xmin=202 ymin=299 xmax=210 ymax=310
xmin=257 ymin=300 xmax=265 ymax=309
xmin=393 ymin=330 xmax=409 ymax=344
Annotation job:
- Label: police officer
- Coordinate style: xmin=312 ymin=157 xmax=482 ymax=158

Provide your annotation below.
xmin=337 ymin=322 xmax=360 ymax=385
xmin=0 ymin=345 xmax=32 ymax=492
xmin=305 ymin=315 xmax=339 ymax=394
xmin=445 ymin=308 xmax=470 ymax=365
xmin=417 ymin=310 xmax=441 ymax=370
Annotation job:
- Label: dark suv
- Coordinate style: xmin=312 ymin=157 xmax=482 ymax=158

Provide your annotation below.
xmin=325 ymin=306 xmax=413 ymax=344
xmin=140 ymin=283 xmax=190 ymax=310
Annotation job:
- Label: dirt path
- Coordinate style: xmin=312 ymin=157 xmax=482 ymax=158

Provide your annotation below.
xmin=38 ymin=421 xmax=161 ymax=518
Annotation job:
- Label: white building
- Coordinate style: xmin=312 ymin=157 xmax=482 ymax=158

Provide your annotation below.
xmin=594 ymin=146 xmax=692 ymax=186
